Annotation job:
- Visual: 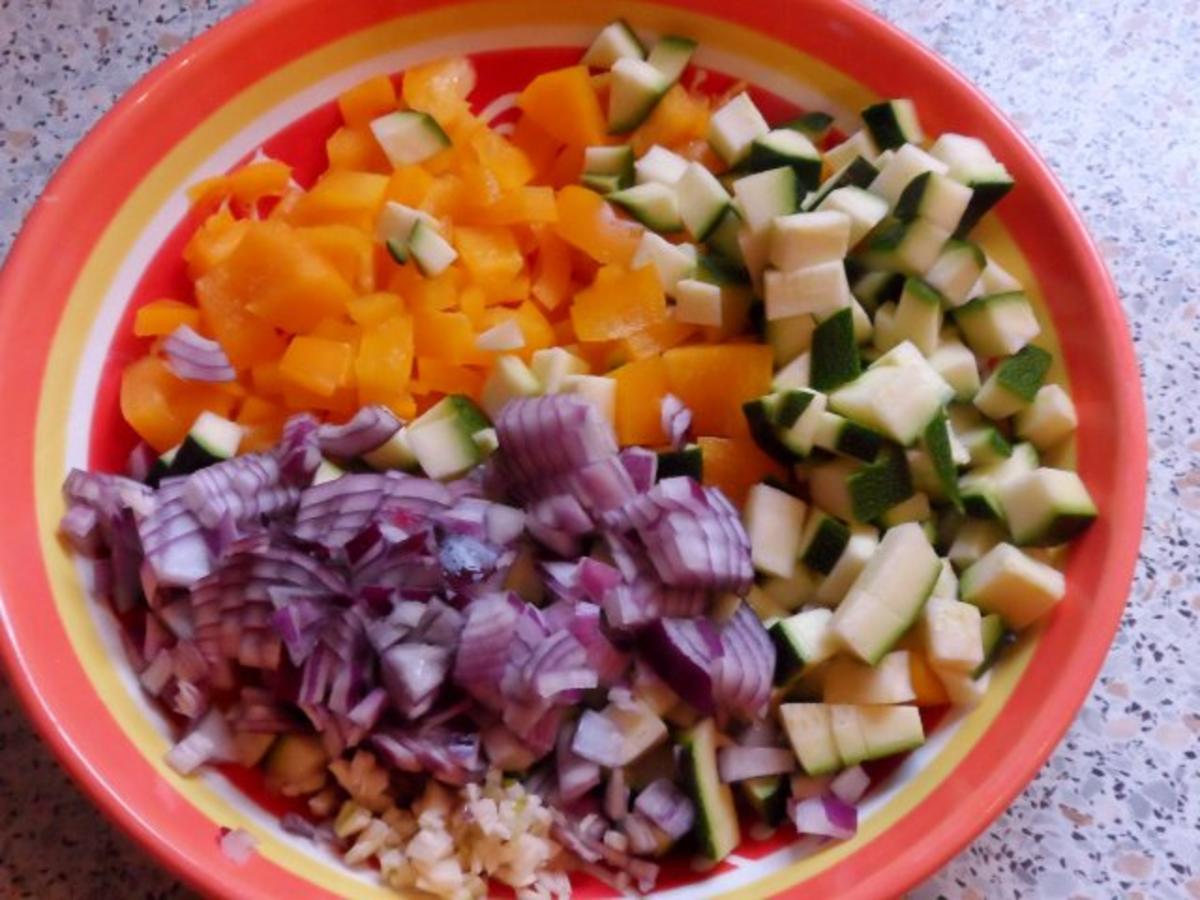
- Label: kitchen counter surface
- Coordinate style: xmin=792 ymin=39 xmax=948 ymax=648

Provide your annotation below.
xmin=0 ymin=1 xmax=1196 ymax=897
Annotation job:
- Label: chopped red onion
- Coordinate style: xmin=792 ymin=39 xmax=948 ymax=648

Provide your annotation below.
xmin=218 ymin=827 xmax=258 ymax=864
xmin=557 ymin=721 xmax=602 ymax=803
xmin=830 ymin=764 xmax=871 ymax=805
xmin=617 ymin=447 xmax=657 ymax=493
xmin=713 ymin=602 xmax=775 ymax=721
xmin=163 ymin=325 xmax=235 ymax=383
xmin=639 ymin=617 xmax=723 ymax=714
xmin=790 ymin=794 xmax=858 ymax=840
xmin=316 ymin=405 xmax=402 ymax=458
xmin=633 ymin=778 xmax=695 ymax=841
xmin=660 ymin=393 xmax=692 ymax=450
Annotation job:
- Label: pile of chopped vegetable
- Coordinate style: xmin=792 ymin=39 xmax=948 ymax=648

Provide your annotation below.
xmin=64 ymin=17 xmax=1097 ymax=897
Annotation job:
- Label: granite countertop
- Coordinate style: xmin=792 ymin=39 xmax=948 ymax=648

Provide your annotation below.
xmin=0 ymin=1 xmax=1196 ymax=897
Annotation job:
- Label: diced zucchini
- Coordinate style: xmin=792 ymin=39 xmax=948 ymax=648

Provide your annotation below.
xmin=744 ymin=483 xmax=808 ymax=578
xmin=960 ymin=542 xmax=1065 ymax=629
xmin=823 ymin=131 xmax=879 ymax=174
xmin=635 ymin=145 xmax=689 ymax=186
xmin=768 ymin=210 xmax=851 ymax=272
xmin=407 ymin=395 xmax=491 ymax=480
xmin=759 ymin=565 xmax=820 ymax=613
xmin=740 ymin=775 xmax=788 ymax=826
xmin=947 ymin=518 xmax=1006 ymax=571
xmin=861 ymin=98 xmax=924 ymax=150
xmin=747 ymin=129 xmax=822 ymax=190
xmin=732 ymin=166 xmax=801 ymax=232
xmin=930 ymin=557 xmax=959 ymax=601
xmin=765 ymin=313 xmax=815 ymax=366
xmin=953 ymin=164 xmax=1015 ymax=236
xmin=845 ymin=445 xmax=915 ymax=522
xmin=857 ymin=704 xmax=925 ymax=757
xmin=921 ymin=412 xmax=962 ymax=508
xmin=828 ymin=356 xmax=950 ymax=446
xmin=813 ymin=411 xmax=885 ymax=463
xmin=810 ymin=307 xmax=861 ymax=391
xmin=582 ymin=144 xmax=635 ymax=192
xmin=877 ymin=491 xmax=932 ymax=526
xmin=797 ymin=509 xmax=851 ymax=575
xmin=804 ymin=155 xmax=880 ymax=211
xmin=679 ymin=718 xmax=741 ymax=861
xmin=656 ymin=443 xmax=702 ymax=480
xmin=858 ymin=217 xmax=951 ymax=276
xmin=869 ymin=144 xmax=949 ymax=206
xmin=361 ymin=426 xmax=420 ymax=473
xmin=763 ymin=261 xmax=850 ymax=321
xmin=831 ymin=522 xmax=941 ymax=664
xmin=813 ymin=525 xmax=879 ymax=606
xmin=929 ymin=338 xmax=981 ymax=400
xmin=770 ymin=608 xmax=837 ymax=684
xmin=920 ymin=596 xmax=984 ymax=673
xmin=893 ymin=171 xmax=973 ymax=235
xmin=561 ymin=374 xmax=617 ymax=426
xmin=775 ymin=388 xmax=828 ymax=459
xmin=608 ymin=58 xmax=670 ymax=133
xmin=925 ymin=239 xmax=985 ymax=307
xmin=827 ymin=705 xmax=869 ymax=766
xmin=954 ymin=291 xmax=1041 ymax=358
xmin=977 ymin=253 xmax=1024 ymax=295
xmin=646 ymin=34 xmax=696 ymax=84
xmin=972 ymin=613 xmax=1011 ymax=678
xmin=530 ymin=347 xmax=589 ymax=393
xmin=779 ymin=703 xmax=841 ymax=776
xmin=957 ymin=425 xmax=1012 ymax=469
xmin=704 ymin=206 xmax=746 ymax=266
xmin=929 ymin=133 xmax=994 ymax=171
xmin=169 ymin=411 xmax=243 ymax=475
xmin=677 ymin=161 xmax=732 ymax=240
xmin=675 ymin=275 xmax=752 ymax=337
xmin=851 ymin=269 xmax=905 ymax=314
xmin=608 ymin=182 xmax=682 ymax=232
xmin=958 ymin=441 xmax=1039 ymax=520
xmin=581 ymin=19 xmax=646 ymax=68
xmin=973 ymin=345 xmax=1052 ymax=420
xmin=376 ymin=200 xmax=435 ymax=249
xmin=823 ymin=651 xmax=916 ymax=704
xmin=409 ymin=220 xmax=457 ymax=276
xmin=784 ymin=110 xmax=835 ymax=142
xmin=311 ymin=458 xmax=344 ymax=486
xmin=481 ymin=355 xmax=542 ymax=419
xmin=773 ymin=352 xmax=811 ymax=392
xmin=1015 ymin=384 xmax=1077 ymax=449
xmin=998 ymin=467 xmax=1097 ymax=546
xmin=631 ymin=231 xmax=697 ymax=297
xmin=369 ymin=110 xmax=451 ymax=167
xmin=708 ymin=92 xmax=771 ymax=166
xmin=742 ymin=394 xmax=795 ymax=464
xmin=891 ymin=277 xmax=944 ymax=356
xmin=817 ymin=186 xmax=889 ymax=247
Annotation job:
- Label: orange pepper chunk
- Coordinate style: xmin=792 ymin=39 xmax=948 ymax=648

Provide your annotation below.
xmin=187 ymin=160 xmax=292 ymax=209
xmin=356 ymin=315 xmax=415 ymax=404
xmin=547 ymin=144 xmax=586 ymax=189
xmin=236 ymin=396 xmax=290 ymax=452
xmin=664 ymin=344 xmax=773 ymax=437
xmin=278 ymin=335 xmax=354 ymax=397
xmin=309 ymin=318 xmax=362 ymax=348
xmin=511 ymin=301 xmax=555 ymax=353
xmin=297 ymin=224 xmax=375 ymax=293
xmin=415 ymin=358 xmax=485 ymax=399
xmin=281 ymin=381 xmax=358 ymax=417
xmin=409 ymin=266 xmax=463 ymax=313
xmin=120 ymin=356 xmax=237 ymax=452
xmin=402 ymin=57 xmax=476 ymax=128
xmin=571 ymin=264 xmax=667 ymax=342
xmin=222 ymin=220 xmax=355 ymax=334
xmin=553 ymin=186 xmax=641 ymax=266
xmin=516 ymin=66 xmax=607 ymax=148
xmin=531 ymin=227 xmax=571 ymax=311
xmin=469 ymin=127 xmax=535 ymax=190
xmin=337 ymin=74 xmax=397 ymax=128
xmin=381 ymin=392 xmax=418 ymax=421
xmin=183 ymin=208 xmax=250 ymax=280
xmin=250 ymin=360 xmax=287 ymax=399
xmin=455 ymin=226 xmax=525 ymax=293
xmin=619 ymin=317 xmax=699 ymax=360
xmin=386 ymin=165 xmax=436 ymax=207
xmin=612 ymin=357 xmax=670 ymax=446
xmin=631 ymin=84 xmax=710 ymax=156
xmin=462 ymin=186 xmax=558 ymax=228
xmin=326 ymin=126 xmax=392 ymax=174
xmin=459 ymin=286 xmax=487 ymax=327
xmin=348 ymin=292 xmax=403 ymax=327
xmin=133 ymin=299 xmax=200 ymax=338
xmin=510 ymin=113 xmax=563 ymax=180
xmin=289 ymin=170 xmax=389 ymax=231
xmin=195 ymin=268 xmax=287 ymax=370
xmin=420 ymin=174 xmax=468 ymax=220
xmin=413 ymin=309 xmax=487 ymax=365
xmin=698 ymin=435 xmax=787 ymax=508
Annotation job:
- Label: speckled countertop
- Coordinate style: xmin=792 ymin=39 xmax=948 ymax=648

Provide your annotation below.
xmin=0 ymin=0 xmax=1196 ymax=897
